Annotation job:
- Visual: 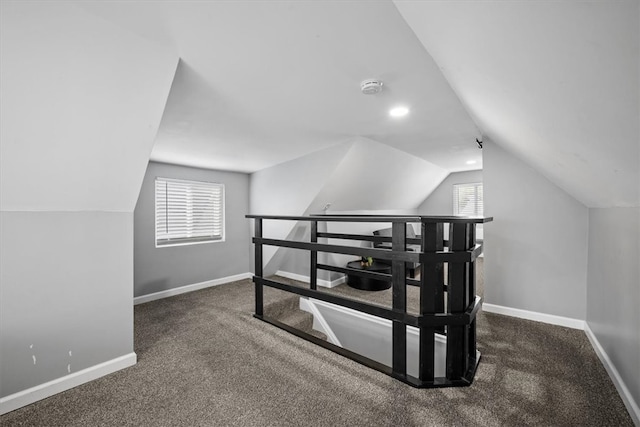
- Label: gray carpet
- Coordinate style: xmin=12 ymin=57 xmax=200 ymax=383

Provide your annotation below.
xmin=2 ymin=260 xmax=633 ymax=426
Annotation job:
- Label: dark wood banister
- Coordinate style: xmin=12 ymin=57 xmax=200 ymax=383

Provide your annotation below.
xmin=247 ymin=214 xmax=492 ymax=388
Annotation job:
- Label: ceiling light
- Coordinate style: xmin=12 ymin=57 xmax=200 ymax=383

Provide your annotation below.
xmin=466 ymin=160 xmax=477 ymax=165
xmin=389 ymin=106 xmax=409 ymax=117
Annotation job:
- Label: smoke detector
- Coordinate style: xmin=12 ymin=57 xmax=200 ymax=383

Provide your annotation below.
xmin=360 ymin=79 xmax=383 ymax=95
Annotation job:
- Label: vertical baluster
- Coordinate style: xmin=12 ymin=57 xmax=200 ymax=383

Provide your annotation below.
xmin=466 ymin=223 xmax=477 ymax=370
xmin=254 ymin=218 xmax=263 ymax=317
xmin=392 ymin=221 xmax=407 ymax=377
xmin=446 ymin=222 xmax=471 ymax=380
xmin=419 ymin=221 xmax=444 ymax=382
xmin=310 ymin=220 xmax=317 ymax=290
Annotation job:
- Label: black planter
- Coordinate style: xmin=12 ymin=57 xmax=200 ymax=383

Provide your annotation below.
xmin=346 ymin=261 xmax=391 ymax=291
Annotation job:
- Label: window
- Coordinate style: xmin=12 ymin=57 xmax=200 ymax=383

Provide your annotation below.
xmin=453 ymin=182 xmax=483 ymax=216
xmin=155 ymin=177 xmax=224 ymax=247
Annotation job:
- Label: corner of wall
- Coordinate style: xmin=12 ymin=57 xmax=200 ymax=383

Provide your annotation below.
xmin=482 ymin=139 xmax=589 ymax=320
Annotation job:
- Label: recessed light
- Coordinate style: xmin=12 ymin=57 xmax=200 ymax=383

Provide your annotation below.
xmin=466 ymin=160 xmax=477 ymax=165
xmin=389 ymin=106 xmax=409 ymax=118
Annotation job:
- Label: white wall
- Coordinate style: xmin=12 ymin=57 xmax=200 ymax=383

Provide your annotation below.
xmin=0 ymin=2 xmax=177 ymax=212
xmin=483 ymin=140 xmax=589 ymax=320
xmin=250 ymin=141 xmax=352 ymax=274
xmin=258 ymin=137 xmax=448 ymax=278
xmin=277 ymin=209 xmax=419 ymax=282
xmin=312 ymin=137 xmax=448 ymax=213
xmin=395 ymin=0 xmax=639 ymax=209
xmin=586 ymin=207 xmax=640 ymax=421
xmin=134 ymin=162 xmax=251 ymax=297
xmin=0 ymin=1 xmax=177 ymax=410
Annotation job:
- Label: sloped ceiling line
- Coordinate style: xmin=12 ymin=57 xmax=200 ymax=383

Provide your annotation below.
xmin=394 ymin=0 xmax=639 ymax=208
xmin=81 ymin=0 xmax=482 ymax=175
xmin=0 ymin=1 xmax=179 ymax=212
xmin=256 ymin=137 xmax=450 ymax=275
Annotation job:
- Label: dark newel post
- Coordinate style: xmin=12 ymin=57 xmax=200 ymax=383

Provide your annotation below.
xmin=447 ymin=222 xmax=471 ymax=379
xmin=391 ymin=221 xmax=407 ymax=377
xmin=310 ymin=220 xmax=318 ymax=290
xmin=419 ymin=221 xmax=444 ymax=381
xmin=254 ymin=218 xmax=263 ymax=317
xmin=466 ymin=223 xmax=477 ymax=369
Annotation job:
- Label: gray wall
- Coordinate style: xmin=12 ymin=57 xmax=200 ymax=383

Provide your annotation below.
xmin=0 ymin=212 xmax=134 ymax=397
xmin=134 ymin=162 xmax=251 ymax=297
xmin=1 ymin=1 xmax=177 ymax=404
xmin=251 ymin=138 xmax=448 ymax=277
xmin=250 ymin=142 xmax=351 ymax=275
xmin=587 ymin=207 xmax=640 ymax=409
xmin=483 ymin=140 xmax=589 ymax=320
xmin=279 ymin=168 xmax=483 ymax=281
xmin=417 ymin=169 xmax=483 ymax=215
xmin=277 ymin=209 xmax=418 ymax=281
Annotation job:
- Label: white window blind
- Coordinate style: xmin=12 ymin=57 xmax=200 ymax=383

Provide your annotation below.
xmin=453 ymin=182 xmax=483 ymax=216
xmin=155 ymin=177 xmax=224 ymax=247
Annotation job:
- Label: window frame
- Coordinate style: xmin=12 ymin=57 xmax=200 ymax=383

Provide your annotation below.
xmin=155 ymin=177 xmax=225 ymax=248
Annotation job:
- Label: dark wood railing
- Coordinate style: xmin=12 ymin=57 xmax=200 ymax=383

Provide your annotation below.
xmin=246 ymin=214 xmax=492 ymax=388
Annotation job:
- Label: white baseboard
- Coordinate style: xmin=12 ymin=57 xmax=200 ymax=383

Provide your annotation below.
xmin=584 ymin=323 xmax=640 ymax=426
xmin=440 ymin=303 xmax=637 ymax=423
xmin=134 ymin=272 xmax=253 ymax=305
xmin=275 ymin=271 xmax=346 ymax=288
xmin=482 ymin=303 xmax=585 ymax=330
xmin=0 ymin=352 xmax=136 ymax=415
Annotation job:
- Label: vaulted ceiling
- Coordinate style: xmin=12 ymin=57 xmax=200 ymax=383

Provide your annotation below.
xmin=78 ymin=0 xmax=482 ymax=174
xmin=394 ymin=0 xmax=639 ymax=208
xmin=4 ymin=1 xmax=638 ymax=210
xmin=82 ymin=0 xmax=638 ymax=208
xmin=0 ymin=1 xmax=178 ymax=212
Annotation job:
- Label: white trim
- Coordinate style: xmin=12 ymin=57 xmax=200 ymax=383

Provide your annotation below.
xmin=473 ymin=303 xmax=637 ymax=422
xmin=309 ymin=298 xmax=451 ymax=348
xmin=482 ymin=303 xmax=585 ymax=330
xmin=275 ymin=271 xmax=346 ymax=289
xmin=584 ymin=323 xmax=640 ymax=426
xmin=134 ymin=272 xmax=253 ymax=305
xmin=0 ymin=352 xmax=136 ymax=415
xmin=155 ymin=238 xmax=225 ymax=249
xmin=299 ymin=298 xmax=342 ymax=346
xmin=302 ymin=298 xmax=459 ymax=378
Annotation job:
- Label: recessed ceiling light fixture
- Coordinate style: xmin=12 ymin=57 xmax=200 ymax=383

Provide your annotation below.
xmin=466 ymin=160 xmax=477 ymax=165
xmin=389 ymin=106 xmax=409 ymax=118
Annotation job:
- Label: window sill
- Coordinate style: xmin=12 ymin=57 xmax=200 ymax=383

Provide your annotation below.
xmin=155 ymin=239 xmax=225 ymax=249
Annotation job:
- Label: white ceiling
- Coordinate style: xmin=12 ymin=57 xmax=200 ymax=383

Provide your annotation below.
xmin=394 ymin=0 xmax=639 ymax=208
xmin=80 ymin=1 xmax=482 ymax=174
xmin=76 ymin=1 xmax=639 ymax=208
xmin=1 ymin=1 xmax=177 ymax=212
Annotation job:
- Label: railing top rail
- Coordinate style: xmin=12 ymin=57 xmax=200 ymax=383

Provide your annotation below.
xmin=246 ymin=214 xmax=493 ymax=224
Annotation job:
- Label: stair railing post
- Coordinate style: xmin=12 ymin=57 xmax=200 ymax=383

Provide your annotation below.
xmin=254 ymin=218 xmax=263 ymax=317
xmin=466 ymin=223 xmax=477 ymax=371
xmin=446 ymin=221 xmax=473 ymax=380
xmin=391 ymin=221 xmax=407 ymax=378
xmin=310 ymin=220 xmax=318 ymax=290
xmin=419 ymin=220 xmax=444 ymax=382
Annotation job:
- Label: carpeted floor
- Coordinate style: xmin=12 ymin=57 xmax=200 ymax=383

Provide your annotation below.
xmin=1 ymin=260 xmax=633 ymax=426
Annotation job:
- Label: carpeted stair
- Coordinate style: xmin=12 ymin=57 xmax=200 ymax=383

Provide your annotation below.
xmin=263 ymin=294 xmax=327 ymax=340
